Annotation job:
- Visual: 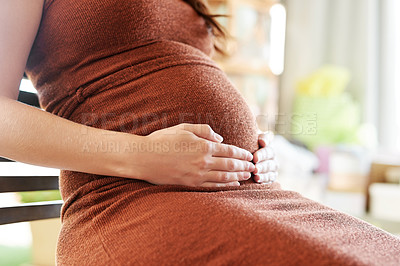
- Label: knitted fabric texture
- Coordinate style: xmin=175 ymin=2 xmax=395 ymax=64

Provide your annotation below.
xmin=25 ymin=0 xmax=400 ymax=265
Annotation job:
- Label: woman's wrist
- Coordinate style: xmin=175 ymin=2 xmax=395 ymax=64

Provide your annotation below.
xmin=102 ymin=132 xmax=150 ymax=180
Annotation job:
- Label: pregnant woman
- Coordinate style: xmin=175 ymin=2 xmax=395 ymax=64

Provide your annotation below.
xmin=1 ymin=0 xmax=400 ymax=265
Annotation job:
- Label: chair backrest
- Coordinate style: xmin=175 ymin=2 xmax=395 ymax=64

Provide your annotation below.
xmin=0 ymin=89 xmax=62 ymax=225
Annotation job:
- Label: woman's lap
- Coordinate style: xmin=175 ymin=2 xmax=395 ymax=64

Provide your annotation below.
xmin=57 ymin=183 xmax=400 ymax=265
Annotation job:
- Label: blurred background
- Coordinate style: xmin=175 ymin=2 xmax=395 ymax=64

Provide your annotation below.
xmin=1 ymin=0 xmax=399 ymax=265
xmin=209 ymin=0 xmax=400 ymax=234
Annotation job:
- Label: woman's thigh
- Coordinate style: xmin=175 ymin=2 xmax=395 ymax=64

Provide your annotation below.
xmin=65 ymin=186 xmax=400 ymax=265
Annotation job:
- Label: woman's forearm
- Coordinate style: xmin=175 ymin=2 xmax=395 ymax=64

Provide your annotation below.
xmin=0 ymin=96 xmax=145 ymax=178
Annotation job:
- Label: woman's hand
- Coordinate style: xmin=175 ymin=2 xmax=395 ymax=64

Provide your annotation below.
xmin=135 ymin=123 xmax=255 ymax=187
xmin=252 ymin=132 xmax=279 ymax=184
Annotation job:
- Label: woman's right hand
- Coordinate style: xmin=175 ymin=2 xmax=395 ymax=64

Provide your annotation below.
xmin=134 ymin=123 xmax=255 ymax=187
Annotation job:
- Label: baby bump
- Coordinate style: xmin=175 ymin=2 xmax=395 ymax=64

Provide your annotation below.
xmin=72 ymin=63 xmax=259 ymax=154
xmin=65 ymin=40 xmax=259 ymax=154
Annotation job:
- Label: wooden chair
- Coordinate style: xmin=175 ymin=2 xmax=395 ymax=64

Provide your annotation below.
xmin=0 ymin=90 xmax=62 ymax=225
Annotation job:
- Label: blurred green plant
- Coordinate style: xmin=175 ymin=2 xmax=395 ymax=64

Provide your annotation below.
xmin=18 ymin=190 xmax=61 ymax=203
xmin=292 ymin=65 xmax=361 ymax=149
xmin=0 ymin=245 xmax=31 ymax=266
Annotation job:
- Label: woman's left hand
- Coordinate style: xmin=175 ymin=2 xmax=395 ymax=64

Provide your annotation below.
xmin=252 ymin=132 xmax=278 ymax=184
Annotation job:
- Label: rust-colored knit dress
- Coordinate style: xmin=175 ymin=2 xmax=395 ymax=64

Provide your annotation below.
xmin=25 ymin=0 xmax=400 ymax=265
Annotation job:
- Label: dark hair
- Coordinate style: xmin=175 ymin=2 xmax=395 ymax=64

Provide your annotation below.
xmin=183 ymin=0 xmax=228 ymax=55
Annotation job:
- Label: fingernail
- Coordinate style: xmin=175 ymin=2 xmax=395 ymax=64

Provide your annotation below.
xmin=215 ymin=133 xmax=223 ymax=142
xmin=247 ymin=153 xmax=253 ymax=161
xmin=249 ymin=163 xmax=255 ymax=171
xmin=245 ymin=172 xmax=251 ymax=180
